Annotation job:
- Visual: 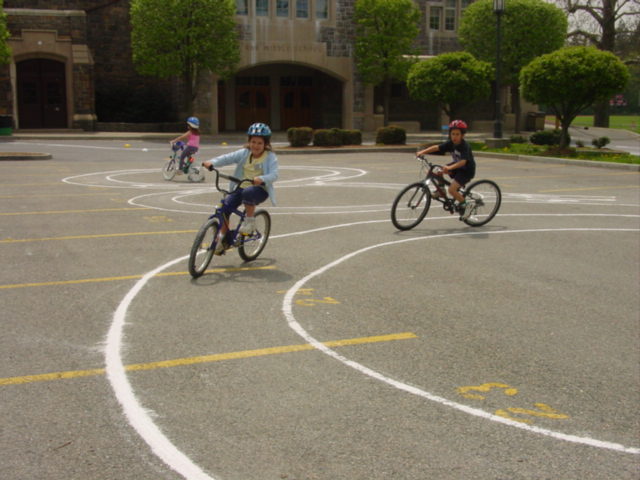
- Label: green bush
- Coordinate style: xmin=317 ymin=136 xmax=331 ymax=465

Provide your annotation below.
xmin=287 ymin=127 xmax=314 ymax=147
xmin=313 ymin=128 xmax=343 ymax=147
xmin=509 ymin=135 xmax=528 ymax=144
xmin=341 ymin=129 xmax=362 ymax=146
xmin=591 ymin=136 xmax=611 ymax=149
xmin=376 ymin=125 xmax=406 ymax=145
xmin=529 ymin=129 xmax=564 ymax=146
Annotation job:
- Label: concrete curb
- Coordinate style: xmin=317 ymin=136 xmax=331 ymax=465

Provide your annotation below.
xmin=0 ymin=152 xmax=52 ymax=161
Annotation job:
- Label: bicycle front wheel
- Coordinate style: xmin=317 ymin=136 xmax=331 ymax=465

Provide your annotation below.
xmin=188 ymin=217 xmax=220 ymax=278
xmin=187 ymin=164 xmax=205 ymax=183
xmin=239 ymin=210 xmax=271 ymax=261
xmin=162 ymin=158 xmax=177 ymax=181
xmin=462 ymin=180 xmax=502 ymax=227
xmin=391 ymin=182 xmax=431 ymax=230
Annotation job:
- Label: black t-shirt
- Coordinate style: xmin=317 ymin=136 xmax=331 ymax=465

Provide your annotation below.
xmin=438 ymin=139 xmax=476 ymax=179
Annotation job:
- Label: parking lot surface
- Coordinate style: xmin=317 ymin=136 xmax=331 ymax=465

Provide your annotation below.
xmin=1 ymin=137 xmax=639 ymax=480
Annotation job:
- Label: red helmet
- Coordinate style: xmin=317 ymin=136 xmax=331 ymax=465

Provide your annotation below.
xmin=449 ymin=119 xmax=468 ymax=132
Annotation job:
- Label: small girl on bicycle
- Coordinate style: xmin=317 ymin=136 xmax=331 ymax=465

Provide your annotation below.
xmin=416 ymin=119 xmax=476 ymax=219
xmin=202 ymin=122 xmax=279 ymax=254
xmin=170 ymin=116 xmax=201 ymax=173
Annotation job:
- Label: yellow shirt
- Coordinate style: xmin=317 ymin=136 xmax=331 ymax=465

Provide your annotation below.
xmin=243 ymin=151 xmax=268 ymax=186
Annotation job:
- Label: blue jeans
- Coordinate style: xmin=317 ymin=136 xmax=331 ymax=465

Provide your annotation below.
xmin=220 ymin=186 xmax=269 ymax=216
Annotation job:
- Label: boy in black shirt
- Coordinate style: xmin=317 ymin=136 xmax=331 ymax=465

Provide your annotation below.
xmin=416 ymin=119 xmax=475 ymax=220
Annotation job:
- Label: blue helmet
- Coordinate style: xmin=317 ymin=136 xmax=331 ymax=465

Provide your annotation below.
xmin=187 ymin=116 xmax=200 ymax=128
xmin=247 ymin=122 xmax=271 ymax=137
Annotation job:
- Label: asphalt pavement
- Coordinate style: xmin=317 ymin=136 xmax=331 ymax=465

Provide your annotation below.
xmin=1 ymin=136 xmax=639 ymax=480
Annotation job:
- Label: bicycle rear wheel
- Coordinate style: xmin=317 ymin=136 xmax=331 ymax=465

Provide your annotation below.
xmin=188 ymin=217 xmax=220 ymax=278
xmin=239 ymin=210 xmax=271 ymax=261
xmin=162 ymin=158 xmax=177 ymax=181
xmin=391 ymin=182 xmax=431 ymax=230
xmin=462 ymin=180 xmax=502 ymax=226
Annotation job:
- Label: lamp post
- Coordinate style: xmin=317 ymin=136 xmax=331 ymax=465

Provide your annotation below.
xmin=493 ymin=0 xmax=505 ymax=139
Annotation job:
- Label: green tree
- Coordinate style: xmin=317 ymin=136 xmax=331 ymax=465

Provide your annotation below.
xmin=130 ymin=0 xmax=239 ymax=117
xmin=354 ymin=0 xmax=420 ymax=126
xmin=459 ymin=0 xmax=567 ymax=131
xmin=406 ymin=52 xmax=493 ymax=122
xmin=562 ymin=0 xmax=640 ymax=126
xmin=520 ymin=46 xmax=630 ymax=147
xmin=0 ymin=0 xmax=11 ymax=65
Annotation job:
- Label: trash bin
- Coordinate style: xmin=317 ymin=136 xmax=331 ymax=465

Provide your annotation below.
xmin=526 ymin=112 xmax=546 ymax=131
xmin=0 ymin=115 xmax=13 ymax=136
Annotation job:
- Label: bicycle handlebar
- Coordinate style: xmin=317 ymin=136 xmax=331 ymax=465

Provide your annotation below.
xmin=206 ymin=166 xmax=253 ymax=194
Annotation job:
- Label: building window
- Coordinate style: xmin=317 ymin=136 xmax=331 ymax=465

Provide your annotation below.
xmin=256 ymin=0 xmax=269 ymax=16
xmin=444 ymin=0 xmax=456 ymax=30
xmin=316 ymin=0 xmax=328 ymax=19
xmin=277 ymin=0 xmax=289 ymax=17
xmin=429 ymin=7 xmax=441 ymax=30
xmin=237 ymin=0 xmax=248 ymax=15
xmin=296 ymin=0 xmax=309 ymax=18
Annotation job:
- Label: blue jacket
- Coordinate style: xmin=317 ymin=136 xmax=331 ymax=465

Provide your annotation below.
xmin=210 ymin=148 xmax=279 ymax=205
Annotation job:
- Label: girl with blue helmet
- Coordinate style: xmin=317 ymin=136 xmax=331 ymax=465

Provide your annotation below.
xmin=170 ymin=116 xmax=201 ymax=173
xmin=202 ymin=123 xmax=279 ymax=254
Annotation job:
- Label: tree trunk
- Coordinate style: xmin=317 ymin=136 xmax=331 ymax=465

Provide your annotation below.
xmin=512 ymin=84 xmax=521 ymax=133
xmin=382 ymin=77 xmax=391 ymax=126
xmin=559 ymin=118 xmax=572 ymax=149
xmin=593 ymin=100 xmax=610 ymax=128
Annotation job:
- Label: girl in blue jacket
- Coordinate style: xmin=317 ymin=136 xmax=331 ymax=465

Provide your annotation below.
xmin=202 ymin=123 xmax=278 ymax=253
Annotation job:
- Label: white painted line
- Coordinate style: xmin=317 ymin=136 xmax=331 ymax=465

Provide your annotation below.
xmin=281 ymin=228 xmax=640 ymax=455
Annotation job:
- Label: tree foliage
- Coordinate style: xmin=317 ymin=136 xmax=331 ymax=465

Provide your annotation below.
xmin=354 ymin=0 xmax=420 ymax=125
xmin=459 ymin=0 xmax=567 ymax=130
xmin=406 ymin=52 xmax=493 ymax=121
xmin=0 ymin=0 xmax=11 ymax=65
xmin=459 ymin=0 xmax=567 ymax=85
xmin=520 ymin=46 xmax=630 ymax=147
xmin=130 ymin=0 xmax=240 ymax=114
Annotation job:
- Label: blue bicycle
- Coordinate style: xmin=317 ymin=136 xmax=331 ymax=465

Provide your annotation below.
xmin=188 ymin=167 xmax=271 ymax=278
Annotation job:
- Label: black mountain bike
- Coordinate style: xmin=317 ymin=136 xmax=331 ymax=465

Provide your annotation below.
xmin=391 ymin=155 xmax=501 ymax=230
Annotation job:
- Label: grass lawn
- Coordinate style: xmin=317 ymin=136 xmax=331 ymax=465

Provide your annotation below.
xmin=470 ymin=141 xmax=640 ymax=165
xmin=545 ymin=115 xmax=640 ymax=133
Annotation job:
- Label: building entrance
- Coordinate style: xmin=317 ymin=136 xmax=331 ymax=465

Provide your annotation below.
xmin=17 ymin=59 xmax=67 ymax=129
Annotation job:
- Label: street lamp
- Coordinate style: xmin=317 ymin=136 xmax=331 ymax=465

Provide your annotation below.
xmin=493 ymin=0 xmax=505 ymax=139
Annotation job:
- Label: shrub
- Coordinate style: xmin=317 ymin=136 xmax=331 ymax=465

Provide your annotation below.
xmin=341 ymin=129 xmax=362 ymax=146
xmin=576 ymin=140 xmax=585 ymax=148
xmin=591 ymin=136 xmax=611 ymax=149
xmin=510 ymin=135 xmax=527 ymax=144
xmin=376 ymin=125 xmax=406 ymax=145
xmin=287 ymin=127 xmax=313 ymax=147
xmin=529 ymin=129 xmax=564 ymax=146
xmin=313 ymin=128 xmax=343 ymax=147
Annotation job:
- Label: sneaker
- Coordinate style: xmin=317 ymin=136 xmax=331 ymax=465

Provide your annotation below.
xmin=240 ymin=216 xmax=256 ymax=235
xmin=461 ymin=201 xmax=474 ymax=220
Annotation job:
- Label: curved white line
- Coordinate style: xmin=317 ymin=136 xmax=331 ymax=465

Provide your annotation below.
xmin=105 ymin=254 xmax=217 ymax=480
xmin=281 ymin=228 xmax=640 ymax=455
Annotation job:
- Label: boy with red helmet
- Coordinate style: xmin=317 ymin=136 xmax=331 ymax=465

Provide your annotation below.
xmin=416 ymin=119 xmax=476 ymax=219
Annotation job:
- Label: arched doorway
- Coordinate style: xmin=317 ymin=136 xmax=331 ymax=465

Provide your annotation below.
xmin=17 ymin=58 xmax=67 ymax=129
xmin=229 ymin=64 xmax=342 ymax=132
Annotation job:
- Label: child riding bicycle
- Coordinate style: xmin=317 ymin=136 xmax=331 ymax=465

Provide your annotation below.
xmin=202 ymin=122 xmax=279 ymax=255
xmin=170 ymin=116 xmax=201 ymax=173
xmin=416 ymin=119 xmax=476 ymax=220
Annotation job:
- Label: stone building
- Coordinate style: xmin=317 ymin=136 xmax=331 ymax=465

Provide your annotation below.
xmin=1 ymin=0 xmax=500 ymax=133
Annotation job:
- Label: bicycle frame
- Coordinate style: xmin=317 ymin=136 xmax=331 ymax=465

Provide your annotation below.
xmin=418 ymin=155 xmax=461 ymax=215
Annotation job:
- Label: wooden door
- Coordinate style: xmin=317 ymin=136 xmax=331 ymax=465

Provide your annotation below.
xmin=235 ymin=86 xmax=270 ymax=131
xmin=281 ymin=86 xmax=313 ymax=129
xmin=17 ymin=59 xmax=67 ymax=129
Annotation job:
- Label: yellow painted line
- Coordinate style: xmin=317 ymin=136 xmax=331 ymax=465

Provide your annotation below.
xmin=539 ymin=185 xmax=639 ymax=193
xmin=0 ymin=332 xmax=417 ymax=386
xmin=0 ymin=192 xmax=115 ymax=199
xmin=0 ymin=266 xmax=276 ymax=289
xmin=1 ymin=230 xmax=197 ymax=244
xmin=0 ymin=207 xmax=150 ymax=216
